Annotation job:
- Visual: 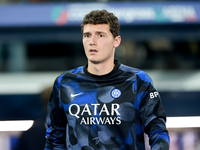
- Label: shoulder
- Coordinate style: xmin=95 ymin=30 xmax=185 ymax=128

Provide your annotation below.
xmin=136 ymin=70 xmax=152 ymax=83
xmin=119 ymin=63 xmax=139 ymax=73
xmin=119 ymin=63 xmax=152 ymax=83
xmin=54 ymin=66 xmax=84 ymax=86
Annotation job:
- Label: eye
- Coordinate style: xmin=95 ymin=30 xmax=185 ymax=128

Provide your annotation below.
xmin=99 ymin=34 xmax=104 ymax=37
xmin=83 ymin=34 xmax=90 ymax=38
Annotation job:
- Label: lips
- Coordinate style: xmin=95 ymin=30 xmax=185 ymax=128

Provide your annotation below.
xmin=89 ymin=49 xmax=98 ymax=54
xmin=89 ymin=49 xmax=98 ymax=52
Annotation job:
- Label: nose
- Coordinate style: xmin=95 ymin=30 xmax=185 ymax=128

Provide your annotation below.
xmin=90 ymin=35 xmax=97 ymax=46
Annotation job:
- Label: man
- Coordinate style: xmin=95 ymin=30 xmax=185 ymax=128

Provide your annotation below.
xmin=45 ymin=10 xmax=170 ymax=150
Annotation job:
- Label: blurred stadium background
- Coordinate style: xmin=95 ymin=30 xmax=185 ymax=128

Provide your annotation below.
xmin=0 ymin=0 xmax=200 ymax=150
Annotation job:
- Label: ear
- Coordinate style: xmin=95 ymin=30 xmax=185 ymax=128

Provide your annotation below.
xmin=113 ymin=36 xmax=121 ymax=48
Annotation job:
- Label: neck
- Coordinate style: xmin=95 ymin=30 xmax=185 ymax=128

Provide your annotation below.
xmin=87 ymin=60 xmax=115 ymax=76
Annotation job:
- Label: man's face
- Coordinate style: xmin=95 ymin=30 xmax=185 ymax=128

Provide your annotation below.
xmin=82 ymin=24 xmax=121 ymax=64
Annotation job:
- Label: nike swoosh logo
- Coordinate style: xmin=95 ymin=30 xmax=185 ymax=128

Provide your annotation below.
xmin=71 ymin=92 xmax=83 ymax=98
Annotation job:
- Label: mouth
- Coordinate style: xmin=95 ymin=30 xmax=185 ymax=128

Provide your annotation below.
xmin=89 ymin=49 xmax=98 ymax=55
xmin=89 ymin=49 xmax=98 ymax=52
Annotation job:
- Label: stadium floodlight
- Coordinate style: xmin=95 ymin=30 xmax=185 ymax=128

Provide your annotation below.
xmin=0 ymin=120 xmax=34 ymax=132
xmin=0 ymin=117 xmax=199 ymax=132
xmin=166 ymin=116 xmax=200 ymax=128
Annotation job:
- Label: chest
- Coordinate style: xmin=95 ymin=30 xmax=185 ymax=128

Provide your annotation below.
xmin=60 ymin=78 xmax=136 ymax=105
xmin=60 ymin=79 xmax=138 ymax=123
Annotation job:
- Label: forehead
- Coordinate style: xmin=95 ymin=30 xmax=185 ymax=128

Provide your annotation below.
xmin=83 ymin=24 xmax=110 ymax=33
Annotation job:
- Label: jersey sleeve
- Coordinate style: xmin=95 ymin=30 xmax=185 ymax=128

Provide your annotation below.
xmin=137 ymin=71 xmax=170 ymax=150
xmin=44 ymin=76 xmax=67 ymax=150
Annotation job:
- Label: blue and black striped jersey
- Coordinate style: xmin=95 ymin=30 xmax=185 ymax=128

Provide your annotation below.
xmin=45 ymin=60 xmax=170 ymax=150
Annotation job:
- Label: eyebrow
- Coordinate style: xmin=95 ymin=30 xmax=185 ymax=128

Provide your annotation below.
xmin=83 ymin=32 xmax=90 ymax=35
xmin=83 ymin=31 xmax=106 ymax=35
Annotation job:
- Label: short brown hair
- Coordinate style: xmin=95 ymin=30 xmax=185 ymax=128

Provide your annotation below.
xmin=81 ymin=9 xmax=120 ymax=38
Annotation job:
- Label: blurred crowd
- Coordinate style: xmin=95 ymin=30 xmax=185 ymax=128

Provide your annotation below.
xmin=0 ymin=0 xmax=133 ymax=4
xmin=0 ymin=0 xmax=197 ymax=5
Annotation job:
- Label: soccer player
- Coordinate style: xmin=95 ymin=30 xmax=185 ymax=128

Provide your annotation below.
xmin=44 ymin=9 xmax=170 ymax=150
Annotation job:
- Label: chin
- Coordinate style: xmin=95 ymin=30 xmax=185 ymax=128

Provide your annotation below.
xmin=88 ymin=58 xmax=101 ymax=64
xmin=89 ymin=60 xmax=101 ymax=64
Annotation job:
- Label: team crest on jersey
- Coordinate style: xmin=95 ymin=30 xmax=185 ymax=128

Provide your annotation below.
xmin=111 ymin=89 xmax=121 ymax=98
